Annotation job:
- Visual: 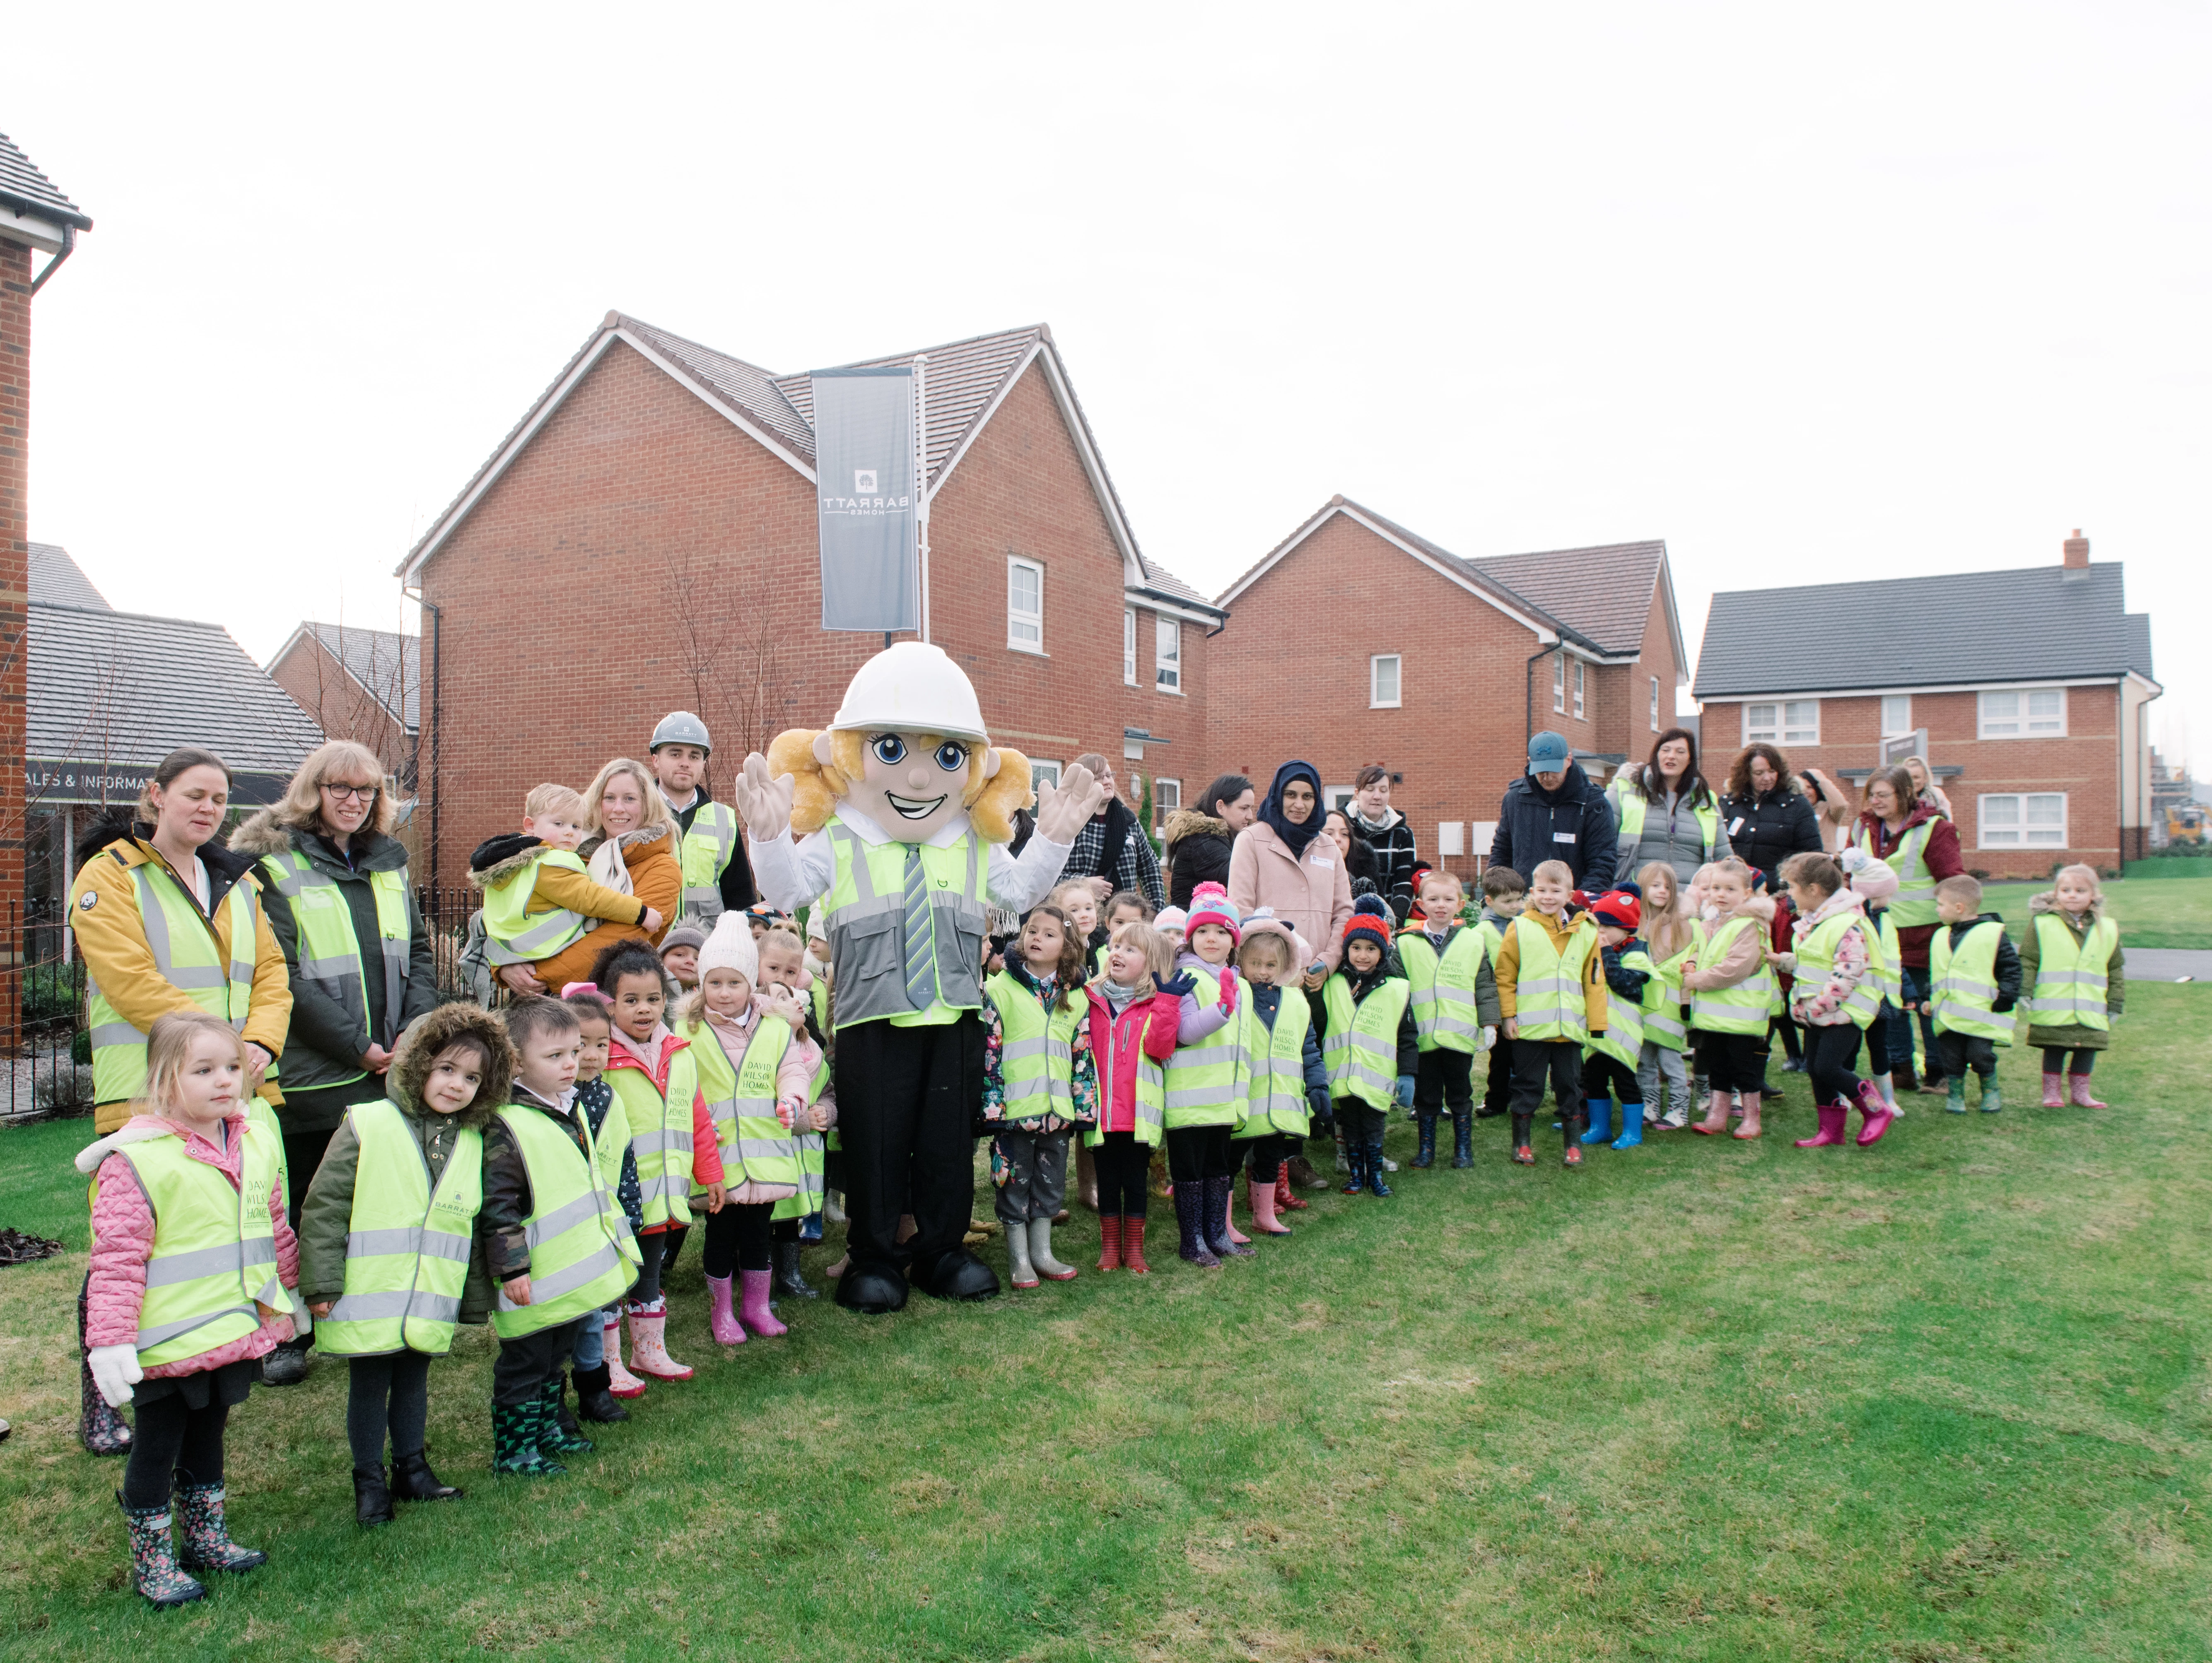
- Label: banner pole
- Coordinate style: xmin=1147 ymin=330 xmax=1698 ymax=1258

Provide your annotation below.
xmin=914 ymin=353 xmax=931 ymax=644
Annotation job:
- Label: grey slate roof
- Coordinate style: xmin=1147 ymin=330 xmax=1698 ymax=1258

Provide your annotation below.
xmin=774 ymin=324 xmax=1046 ymax=486
xmin=0 ymin=131 xmax=92 ymax=230
xmin=1692 ymin=563 xmax=2155 ymax=699
xmin=29 ymin=603 xmax=325 ymax=776
xmin=27 ymin=543 xmax=111 ymax=610
xmin=1466 ymin=541 xmax=1666 ymax=656
xmin=280 ymin=622 xmax=421 ymax=731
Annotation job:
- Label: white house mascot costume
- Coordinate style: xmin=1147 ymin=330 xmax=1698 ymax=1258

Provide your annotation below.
xmin=733 ymin=643 xmax=1103 ymax=1313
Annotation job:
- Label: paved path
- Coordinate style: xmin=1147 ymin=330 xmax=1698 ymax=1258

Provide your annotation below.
xmin=2125 ymin=949 xmax=2212 ymax=981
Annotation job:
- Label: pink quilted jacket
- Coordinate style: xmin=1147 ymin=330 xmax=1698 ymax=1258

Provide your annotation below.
xmin=87 ymin=1112 xmax=299 ymax=1376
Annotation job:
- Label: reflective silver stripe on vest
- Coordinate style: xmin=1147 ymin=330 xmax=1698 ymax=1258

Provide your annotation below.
xmin=143 ymin=1241 xmax=246 ymax=1289
xmin=137 ymin=1306 xmax=258 ymax=1351
xmin=1644 ymin=1008 xmax=1686 ymax=1041
xmin=500 ymin=1242 xmax=624 ymax=1309
xmin=132 ymin=865 xmax=256 ymax=1024
xmin=630 ymin=1128 xmax=690 ymax=1154
xmin=326 ymin=1287 xmax=463 ymax=1326
xmin=729 ymin=1136 xmax=798 ymax=1162
xmin=524 ymin=1189 xmax=605 ymax=1246
xmin=346 ymin=1226 xmax=422 ymax=1258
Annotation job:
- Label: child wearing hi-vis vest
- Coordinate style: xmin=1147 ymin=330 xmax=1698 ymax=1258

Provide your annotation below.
xmin=1475 ymin=866 xmax=1527 ymax=1122
xmin=299 ymin=1003 xmax=512 ymax=1525
xmin=1324 ymin=897 xmax=1420 ymax=1195
xmin=1397 ymin=868 xmax=1501 ymax=1171
xmin=1633 ymin=862 xmax=1697 ymax=1130
xmin=557 ymin=985 xmax=648 ymax=1412
xmin=680 ymin=915 xmax=817 ymax=1345
xmin=755 ymin=925 xmax=835 ymax=1275
xmin=1578 ymin=891 xmax=1655 ymax=1151
xmin=1769 ymin=852 xmax=1894 ymax=1149
xmin=1681 ymin=858 xmax=1777 ymax=1138
xmin=483 ymin=997 xmax=642 ymax=1477
xmin=1927 ymin=875 xmax=2023 ymax=1115
xmin=593 ymin=939 xmax=721 ymax=1381
xmin=981 ymin=903 xmax=1096 ymax=1289
xmin=2021 ymin=863 xmax=2125 ymax=1110
xmin=1495 ymin=860 xmax=1607 ymax=1167
xmin=1084 ymin=922 xmax=1184 ymax=1274
xmin=1230 ymin=909 xmax=1316 ymax=1236
xmin=1164 ymin=884 xmax=1249 ymax=1266
xmin=81 ymin=1010 xmax=302 ymax=1609
xmin=468 ymin=785 xmax=666 ymax=988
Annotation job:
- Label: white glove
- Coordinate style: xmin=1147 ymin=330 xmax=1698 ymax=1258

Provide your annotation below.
xmin=1839 ymin=846 xmax=1872 ymax=875
xmin=1481 ymin=1025 xmax=1498 ymax=1051
xmin=87 ymin=1343 xmax=142 ymax=1408
xmin=290 ymin=1304 xmax=312 ymax=1338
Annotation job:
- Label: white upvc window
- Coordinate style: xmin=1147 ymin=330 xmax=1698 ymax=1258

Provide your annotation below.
xmin=1030 ymin=760 xmax=1062 ymax=793
xmin=1370 ymin=654 xmax=1401 ymax=709
xmin=1007 ymin=557 xmax=1043 ymax=653
xmin=1572 ymin=659 xmax=1585 ymax=721
xmin=1979 ymin=687 xmax=2065 ymax=739
xmin=1122 ymin=608 xmax=1136 ymax=686
xmin=1744 ymin=699 xmax=1819 ymax=747
xmin=1153 ymin=777 xmax=1180 ymax=829
xmin=1155 ymin=616 xmax=1182 ymax=693
xmin=1552 ymin=652 xmax=1566 ymax=714
xmin=1881 ymin=694 xmax=1912 ymax=737
xmin=1979 ymin=792 xmax=2067 ymax=848
xmin=1650 ymin=676 xmax=1660 ymax=732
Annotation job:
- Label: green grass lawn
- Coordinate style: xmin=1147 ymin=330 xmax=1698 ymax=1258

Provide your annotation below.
xmin=3 ymin=993 xmax=2208 ymax=1661
xmin=1985 ymin=859 xmax=2212 ymax=951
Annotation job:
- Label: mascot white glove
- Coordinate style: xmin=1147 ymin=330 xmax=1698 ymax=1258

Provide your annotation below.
xmin=1032 ymin=763 xmax=1107 ymax=845
xmin=87 ymin=1343 xmax=142 ymax=1409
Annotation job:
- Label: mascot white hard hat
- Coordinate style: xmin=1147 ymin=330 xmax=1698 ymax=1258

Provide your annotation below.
xmin=828 ymin=642 xmax=987 ymax=742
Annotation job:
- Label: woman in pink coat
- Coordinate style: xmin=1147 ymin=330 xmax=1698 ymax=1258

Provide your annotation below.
xmin=1227 ymin=761 xmax=1353 ymax=993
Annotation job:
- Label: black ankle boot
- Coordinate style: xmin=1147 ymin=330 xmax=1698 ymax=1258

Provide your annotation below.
xmin=391 ymin=1449 xmax=462 ymax=1502
xmin=353 ymin=1465 xmax=395 ymax=1526
xmin=772 ymin=1239 xmax=818 ymax=1299
xmin=1412 ymin=1113 xmax=1437 ymax=1167
xmin=571 ymin=1363 xmax=628 ymax=1424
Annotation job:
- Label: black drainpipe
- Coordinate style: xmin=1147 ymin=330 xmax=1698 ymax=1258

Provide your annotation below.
xmin=419 ymin=598 xmax=443 ymax=895
xmin=29 ymin=224 xmax=77 ymax=295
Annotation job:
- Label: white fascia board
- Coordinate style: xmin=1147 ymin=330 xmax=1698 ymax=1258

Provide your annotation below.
xmin=1025 ymin=342 xmax=1151 ymax=586
xmin=1693 ymin=674 xmax=2128 ymax=702
xmin=1124 ymin=588 xmax=1221 ymax=627
xmin=401 ymin=325 xmax=818 ymax=586
xmin=264 ymin=625 xmax=314 ymax=673
xmin=2127 ymin=670 xmax=2164 ymax=696
xmin=0 ymin=203 xmax=69 ymax=254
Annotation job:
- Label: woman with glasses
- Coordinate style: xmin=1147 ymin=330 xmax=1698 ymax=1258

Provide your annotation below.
xmin=232 ymin=741 xmax=439 ymax=1383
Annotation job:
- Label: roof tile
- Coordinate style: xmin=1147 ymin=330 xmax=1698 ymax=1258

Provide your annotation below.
xmin=288 ymin=623 xmax=421 ymax=731
xmin=1467 ymin=541 xmax=1665 ymax=656
xmin=0 ymin=130 xmax=92 ymax=230
xmin=27 ymin=543 xmax=111 ymax=610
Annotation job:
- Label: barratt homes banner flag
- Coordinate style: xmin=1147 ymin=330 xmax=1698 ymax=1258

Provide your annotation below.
xmin=812 ymin=365 xmax=917 ymax=631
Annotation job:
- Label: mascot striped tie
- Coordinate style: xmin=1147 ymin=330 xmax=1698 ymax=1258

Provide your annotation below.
xmin=902 ymin=848 xmax=936 ymax=1011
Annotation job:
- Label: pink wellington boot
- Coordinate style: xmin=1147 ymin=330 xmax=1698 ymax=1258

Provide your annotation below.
xmin=2069 ymin=1073 xmax=2107 ymax=1110
xmin=605 ymin=1314 xmax=648 ymax=1399
xmin=625 ymin=1299 xmax=694 ymax=1381
xmin=1853 ymin=1078 xmax=1896 ymax=1147
xmin=1248 ymin=1171 xmax=1291 ymax=1235
xmin=1223 ymin=1180 xmax=1251 ymax=1247
xmin=705 ymin=1274 xmax=746 ymax=1345
xmin=1793 ymin=1102 xmax=1850 ymax=1147
xmin=2041 ymin=1073 xmax=2065 ymax=1109
xmin=739 ymin=1269 xmax=787 ymax=1338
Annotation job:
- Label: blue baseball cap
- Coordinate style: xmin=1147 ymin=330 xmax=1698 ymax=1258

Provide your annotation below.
xmin=1527 ymin=731 xmax=1571 ymax=769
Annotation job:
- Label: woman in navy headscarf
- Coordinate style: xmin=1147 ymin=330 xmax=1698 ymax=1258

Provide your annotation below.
xmin=1227 ymin=761 xmax=1354 ymax=991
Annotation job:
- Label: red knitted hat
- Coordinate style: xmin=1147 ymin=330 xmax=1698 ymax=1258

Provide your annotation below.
xmin=1588 ymin=890 xmax=1641 ymax=931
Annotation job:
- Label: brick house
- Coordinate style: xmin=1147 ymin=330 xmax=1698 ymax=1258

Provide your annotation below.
xmin=1691 ymin=531 xmax=2159 ymax=876
xmin=3 ymin=132 xmax=92 ymax=1003
xmin=267 ymin=622 xmax=420 ymax=783
xmin=398 ymin=313 xmax=1221 ymax=888
xmin=1208 ymin=496 xmax=1686 ymax=880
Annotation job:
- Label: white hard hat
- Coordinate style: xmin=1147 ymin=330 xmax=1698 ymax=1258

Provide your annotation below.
xmin=828 ymin=643 xmax=987 ymax=741
xmin=650 ymin=711 xmax=712 ymax=753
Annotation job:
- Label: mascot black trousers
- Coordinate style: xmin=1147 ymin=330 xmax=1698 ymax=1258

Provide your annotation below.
xmin=834 ymin=1012 xmax=986 ymax=1277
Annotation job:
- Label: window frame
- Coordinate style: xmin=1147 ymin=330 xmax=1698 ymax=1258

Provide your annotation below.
xmin=1743 ymin=698 xmax=1820 ymax=747
xmin=1030 ymin=760 xmax=1062 ymax=793
xmin=1006 ymin=556 xmax=1044 ymax=654
xmin=1552 ymin=651 xmax=1566 ymax=714
xmin=1152 ymin=777 xmax=1181 ymax=830
xmin=1978 ymin=686 xmax=2066 ymax=740
xmin=1650 ymin=676 xmax=1660 ymax=732
xmin=1572 ymin=658 xmax=1585 ymax=721
xmin=1154 ymin=615 xmax=1182 ymax=694
xmin=1122 ymin=608 xmax=1136 ymax=687
xmin=1978 ymin=791 xmax=2067 ymax=850
xmin=1370 ymin=653 xmax=1402 ymax=709
xmin=1881 ymin=693 xmax=1912 ymax=738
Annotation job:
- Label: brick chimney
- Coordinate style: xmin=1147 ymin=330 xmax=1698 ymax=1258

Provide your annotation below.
xmin=2062 ymin=528 xmax=2090 ymax=569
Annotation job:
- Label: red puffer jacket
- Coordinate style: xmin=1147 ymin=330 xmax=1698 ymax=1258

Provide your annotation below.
xmin=1083 ymin=984 xmax=1181 ymax=1136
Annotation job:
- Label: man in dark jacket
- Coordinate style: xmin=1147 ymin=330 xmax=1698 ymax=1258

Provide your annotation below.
xmin=1489 ymin=732 xmax=1616 ymax=890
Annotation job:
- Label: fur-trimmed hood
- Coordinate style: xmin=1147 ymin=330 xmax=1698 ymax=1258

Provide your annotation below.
xmin=2029 ymin=891 xmax=2103 ymax=927
xmin=72 ymin=807 xmax=259 ymax=889
xmin=231 ymin=805 xmax=411 ymax=873
xmin=469 ymin=832 xmax=545 ymax=890
xmin=580 ymin=824 xmax=671 ymax=860
xmin=385 ymin=1000 xmax=515 ymax=1130
xmin=1162 ymin=808 xmax=1229 ymax=848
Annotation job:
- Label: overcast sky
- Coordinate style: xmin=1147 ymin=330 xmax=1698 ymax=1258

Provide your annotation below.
xmin=10 ymin=4 xmax=2208 ymax=763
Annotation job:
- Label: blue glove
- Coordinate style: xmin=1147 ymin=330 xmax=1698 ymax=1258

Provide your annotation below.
xmin=1395 ymin=1075 xmax=1416 ymax=1108
xmin=1154 ymin=971 xmax=1196 ymax=999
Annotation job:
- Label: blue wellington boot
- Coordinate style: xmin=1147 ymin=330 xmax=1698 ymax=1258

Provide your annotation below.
xmin=1581 ymin=1096 xmax=1613 ymax=1145
xmin=1611 ymin=1102 xmax=1646 ymax=1150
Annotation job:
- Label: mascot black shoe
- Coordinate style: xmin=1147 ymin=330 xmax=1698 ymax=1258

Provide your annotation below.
xmin=732 ymin=644 xmax=1105 ymax=1319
